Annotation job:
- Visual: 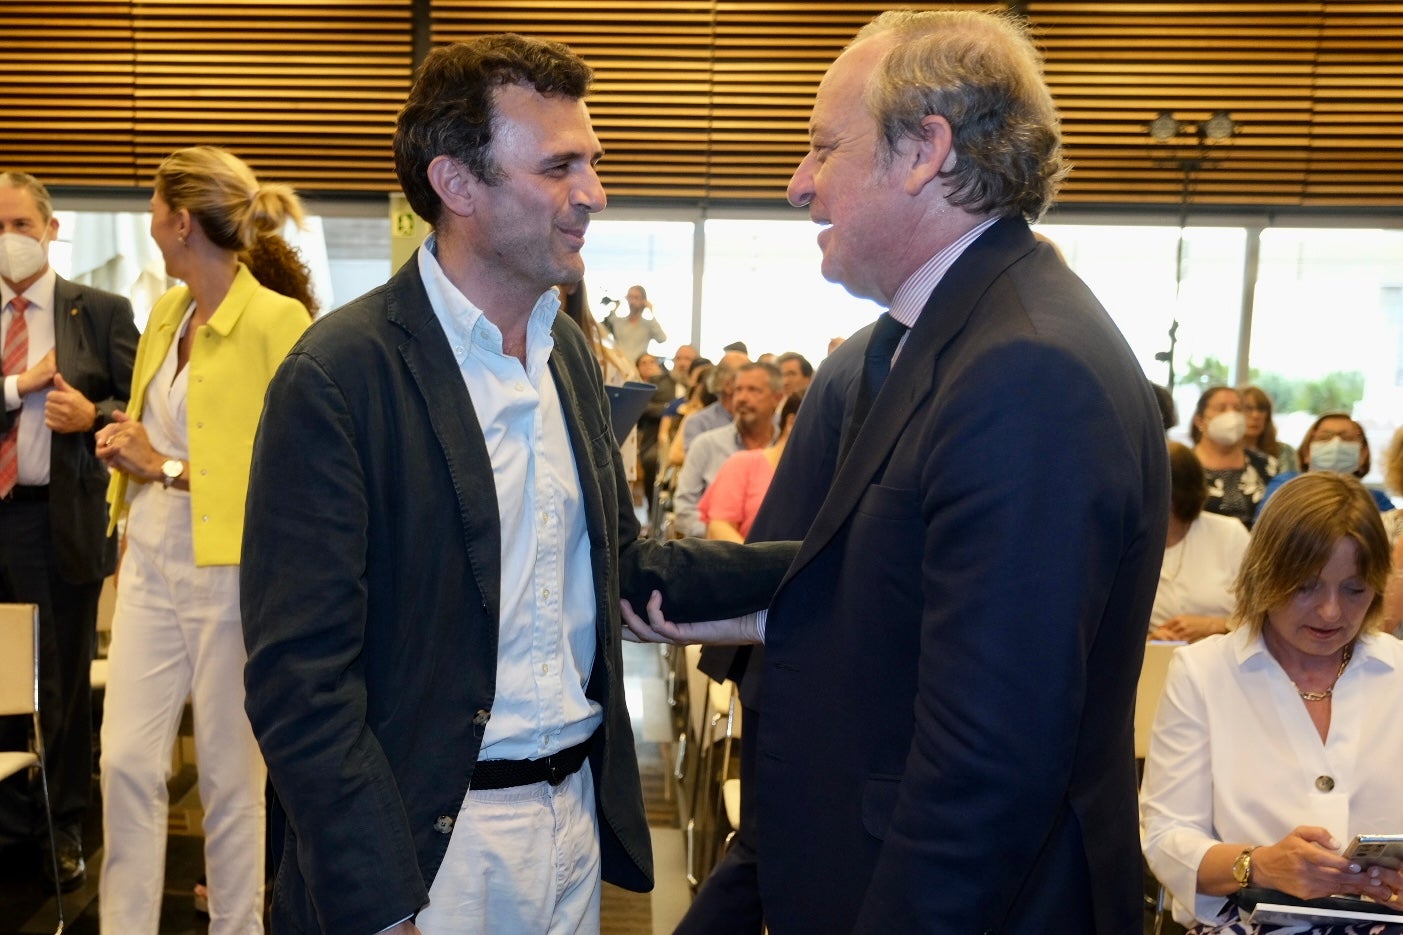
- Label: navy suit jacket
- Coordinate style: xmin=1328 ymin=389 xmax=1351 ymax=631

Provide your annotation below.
xmin=755 ymin=218 xmax=1169 ymax=934
xmin=240 ymin=256 xmax=797 ymax=935
xmin=0 ymin=276 xmax=137 ymax=582
xmin=698 ymin=325 xmax=868 ymax=704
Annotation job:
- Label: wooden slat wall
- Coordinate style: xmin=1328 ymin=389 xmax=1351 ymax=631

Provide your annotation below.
xmin=2 ymin=1 xmax=136 ymax=186
xmin=1031 ymin=1 xmax=1403 ymax=208
xmin=131 ymin=1 xmax=413 ymax=190
xmin=5 ymin=2 xmax=1403 ymax=208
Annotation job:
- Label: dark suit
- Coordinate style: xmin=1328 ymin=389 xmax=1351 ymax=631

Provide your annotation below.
xmin=677 ymin=331 xmax=866 ymax=935
xmin=240 ymin=257 xmax=796 ymax=934
xmin=755 ymin=218 xmax=1169 ymax=934
xmin=0 ymin=275 xmax=137 ymax=842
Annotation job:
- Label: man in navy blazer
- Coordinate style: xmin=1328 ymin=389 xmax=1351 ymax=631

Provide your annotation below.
xmin=240 ymin=36 xmax=795 ymax=935
xmin=0 ymin=172 xmax=137 ymax=888
xmin=626 ymin=10 xmax=1168 ymax=933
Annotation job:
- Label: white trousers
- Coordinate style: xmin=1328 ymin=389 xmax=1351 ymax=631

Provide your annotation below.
xmin=99 ymin=487 xmax=266 ymax=935
xmin=416 ymin=762 xmax=602 ymax=935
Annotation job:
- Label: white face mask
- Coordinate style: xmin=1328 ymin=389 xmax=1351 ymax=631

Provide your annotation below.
xmin=0 ymin=232 xmax=48 ymax=284
xmin=1205 ymin=410 xmax=1247 ymax=446
xmin=1309 ymin=437 xmax=1362 ymax=475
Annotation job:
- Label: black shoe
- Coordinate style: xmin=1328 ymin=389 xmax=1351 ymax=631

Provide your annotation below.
xmin=41 ymin=836 xmax=85 ymax=892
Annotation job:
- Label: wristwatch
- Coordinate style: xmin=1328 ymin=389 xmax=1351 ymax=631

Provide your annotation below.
xmin=161 ymin=458 xmax=185 ymax=489
xmin=1231 ymin=846 xmax=1257 ymax=889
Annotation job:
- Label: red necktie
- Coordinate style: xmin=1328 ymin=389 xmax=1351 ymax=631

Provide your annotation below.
xmin=0 ymin=295 xmax=31 ymax=498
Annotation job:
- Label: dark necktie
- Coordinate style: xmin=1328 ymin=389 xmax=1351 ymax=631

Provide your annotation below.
xmin=839 ymin=311 xmax=909 ymax=465
xmin=0 ymin=295 xmax=30 ymax=498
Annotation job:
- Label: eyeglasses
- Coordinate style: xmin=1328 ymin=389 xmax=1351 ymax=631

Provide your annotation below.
xmin=1314 ymin=429 xmax=1364 ymax=443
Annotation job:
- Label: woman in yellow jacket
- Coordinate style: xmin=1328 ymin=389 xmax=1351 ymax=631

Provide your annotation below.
xmin=95 ymin=146 xmax=314 ymax=935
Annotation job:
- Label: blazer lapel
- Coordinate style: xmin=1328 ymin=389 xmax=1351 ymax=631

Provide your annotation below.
xmin=387 ymin=257 xmax=503 ymax=624
xmin=780 ymin=217 xmax=1037 ymax=586
xmin=50 ymin=277 xmax=83 ymax=371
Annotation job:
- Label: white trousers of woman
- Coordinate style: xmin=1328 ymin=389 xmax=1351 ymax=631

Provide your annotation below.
xmin=99 ymin=486 xmax=265 ymax=934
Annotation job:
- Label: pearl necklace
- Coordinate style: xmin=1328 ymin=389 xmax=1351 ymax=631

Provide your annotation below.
xmin=1290 ymin=644 xmax=1353 ymax=702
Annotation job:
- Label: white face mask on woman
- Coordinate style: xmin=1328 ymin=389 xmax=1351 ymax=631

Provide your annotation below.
xmin=1205 ymin=410 xmax=1246 ymax=447
xmin=1309 ymin=437 xmax=1362 ymax=475
xmin=0 ymin=232 xmax=48 ymax=283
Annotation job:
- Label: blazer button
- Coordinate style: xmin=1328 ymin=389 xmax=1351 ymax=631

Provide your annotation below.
xmin=433 ymin=815 xmax=454 ymax=834
xmin=1315 ymin=775 xmax=1335 ymax=792
xmin=472 ymin=709 xmax=490 ymax=727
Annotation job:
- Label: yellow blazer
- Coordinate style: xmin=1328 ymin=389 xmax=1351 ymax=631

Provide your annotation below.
xmin=107 ymin=264 xmax=310 ymax=565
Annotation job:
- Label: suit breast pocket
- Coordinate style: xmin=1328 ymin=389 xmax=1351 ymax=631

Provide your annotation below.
xmin=855 ymin=482 xmax=919 ymax=522
xmin=861 ymin=774 xmax=902 ymax=840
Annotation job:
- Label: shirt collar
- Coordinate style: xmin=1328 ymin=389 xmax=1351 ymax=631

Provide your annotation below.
xmin=887 ymin=216 xmax=1000 ymax=329
xmin=417 ymin=233 xmax=560 ymax=382
xmin=1230 ymin=621 xmax=1396 ymax=675
xmin=2 ymin=265 xmax=57 ymax=312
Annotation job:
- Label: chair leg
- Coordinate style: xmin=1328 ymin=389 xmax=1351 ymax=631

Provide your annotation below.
xmin=33 ymin=713 xmax=65 ymax=933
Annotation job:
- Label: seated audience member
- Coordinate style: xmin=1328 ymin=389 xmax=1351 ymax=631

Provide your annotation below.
xmin=1141 ymin=472 xmax=1403 ymax=933
xmin=682 ymin=350 xmax=749 ymax=451
xmin=775 ymin=352 xmax=813 ymax=396
xmin=1240 ymin=385 xmax=1299 ymax=475
xmin=1382 ymin=426 xmax=1403 ymax=543
xmin=1191 ymin=385 xmax=1274 ymax=527
xmin=635 ymin=352 xmax=669 ymax=505
xmin=1149 ymin=443 xmax=1250 ymax=642
xmin=672 ymin=362 xmax=783 ymax=538
xmin=699 ymin=389 xmax=804 ymax=543
xmin=1258 ymin=412 xmax=1393 ymax=515
xmin=662 ymin=362 xmax=713 ymax=470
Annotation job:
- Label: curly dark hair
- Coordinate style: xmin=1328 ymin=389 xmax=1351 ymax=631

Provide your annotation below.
xmin=393 ymin=34 xmax=593 ymax=225
xmin=243 ymin=235 xmax=317 ymax=316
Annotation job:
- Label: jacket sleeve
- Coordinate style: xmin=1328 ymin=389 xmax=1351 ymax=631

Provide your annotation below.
xmin=241 ymin=350 xmax=429 ymax=934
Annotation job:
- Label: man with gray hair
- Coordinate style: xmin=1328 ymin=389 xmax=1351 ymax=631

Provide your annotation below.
xmin=624 ymin=10 xmax=1168 ymax=933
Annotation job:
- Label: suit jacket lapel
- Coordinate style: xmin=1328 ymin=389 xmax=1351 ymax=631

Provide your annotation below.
xmin=780 ymin=217 xmax=1037 ymax=586
xmin=387 ymin=257 xmax=503 ymax=624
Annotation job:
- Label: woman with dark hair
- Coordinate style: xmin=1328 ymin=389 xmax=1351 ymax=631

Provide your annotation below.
xmin=1149 ymin=443 xmax=1249 ymax=642
xmin=1191 ymin=385 xmax=1275 ymax=527
xmin=95 ymin=145 xmax=313 ymax=933
xmin=1142 ymin=472 xmax=1403 ymax=933
xmin=1239 ymin=385 xmax=1298 ymax=474
xmin=1258 ymin=412 xmax=1393 ymax=516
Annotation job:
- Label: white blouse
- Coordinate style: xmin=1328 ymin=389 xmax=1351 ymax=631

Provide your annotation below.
xmin=1140 ymin=626 xmax=1403 ymax=928
xmin=1149 ymin=511 xmax=1250 ymax=631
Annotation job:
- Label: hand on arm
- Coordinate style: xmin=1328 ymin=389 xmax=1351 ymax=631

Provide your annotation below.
xmin=44 ymin=372 xmax=99 ymax=433
xmin=705 ymin=519 xmax=745 ymax=543
xmin=1150 ymin=614 xmax=1228 ymax=642
xmin=619 ymin=590 xmax=761 ymax=645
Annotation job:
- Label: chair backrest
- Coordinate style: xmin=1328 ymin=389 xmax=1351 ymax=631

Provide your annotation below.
xmin=0 ymin=604 xmax=39 ymax=718
xmin=1135 ymin=640 xmax=1183 ymax=760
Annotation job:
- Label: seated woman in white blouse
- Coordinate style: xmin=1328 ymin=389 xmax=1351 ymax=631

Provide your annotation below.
xmin=1150 ymin=442 xmax=1251 ymax=642
xmin=1141 ymin=472 xmax=1403 ymax=933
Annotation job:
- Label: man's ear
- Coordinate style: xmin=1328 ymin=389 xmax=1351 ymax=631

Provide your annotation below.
xmin=904 ymin=114 xmax=956 ymax=196
xmin=427 ymin=155 xmax=477 ymax=219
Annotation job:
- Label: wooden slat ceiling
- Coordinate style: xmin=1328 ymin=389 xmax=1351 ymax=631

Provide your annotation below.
xmin=4 ymin=2 xmax=1403 ymax=210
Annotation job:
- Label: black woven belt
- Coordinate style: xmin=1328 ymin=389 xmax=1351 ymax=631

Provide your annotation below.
xmin=471 ymin=737 xmax=592 ymax=790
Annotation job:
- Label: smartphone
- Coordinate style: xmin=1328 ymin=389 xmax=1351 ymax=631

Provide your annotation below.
xmin=1344 ymin=834 xmax=1403 ymax=870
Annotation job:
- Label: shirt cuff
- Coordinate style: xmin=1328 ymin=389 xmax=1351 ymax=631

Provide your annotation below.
xmin=753 ymin=609 xmax=768 ymax=643
xmin=4 ymin=374 xmax=18 ymax=410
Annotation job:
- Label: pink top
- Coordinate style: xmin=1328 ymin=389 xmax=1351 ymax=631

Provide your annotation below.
xmin=698 ymin=448 xmax=776 ymax=540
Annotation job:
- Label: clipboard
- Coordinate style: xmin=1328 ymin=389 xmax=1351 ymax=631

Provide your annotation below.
xmin=605 ymin=381 xmax=658 ymax=444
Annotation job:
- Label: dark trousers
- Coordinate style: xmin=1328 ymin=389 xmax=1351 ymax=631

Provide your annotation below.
xmin=0 ymin=499 xmax=100 ymax=846
xmin=673 ymin=703 xmax=764 ymax=935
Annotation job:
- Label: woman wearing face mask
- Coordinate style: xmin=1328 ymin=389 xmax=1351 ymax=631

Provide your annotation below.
xmin=1256 ymin=413 xmax=1393 ymax=517
xmin=1191 ymin=386 xmax=1275 ymax=527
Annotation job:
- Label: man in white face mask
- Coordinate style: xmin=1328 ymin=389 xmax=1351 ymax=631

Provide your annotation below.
xmin=0 ymin=172 xmax=138 ymax=890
